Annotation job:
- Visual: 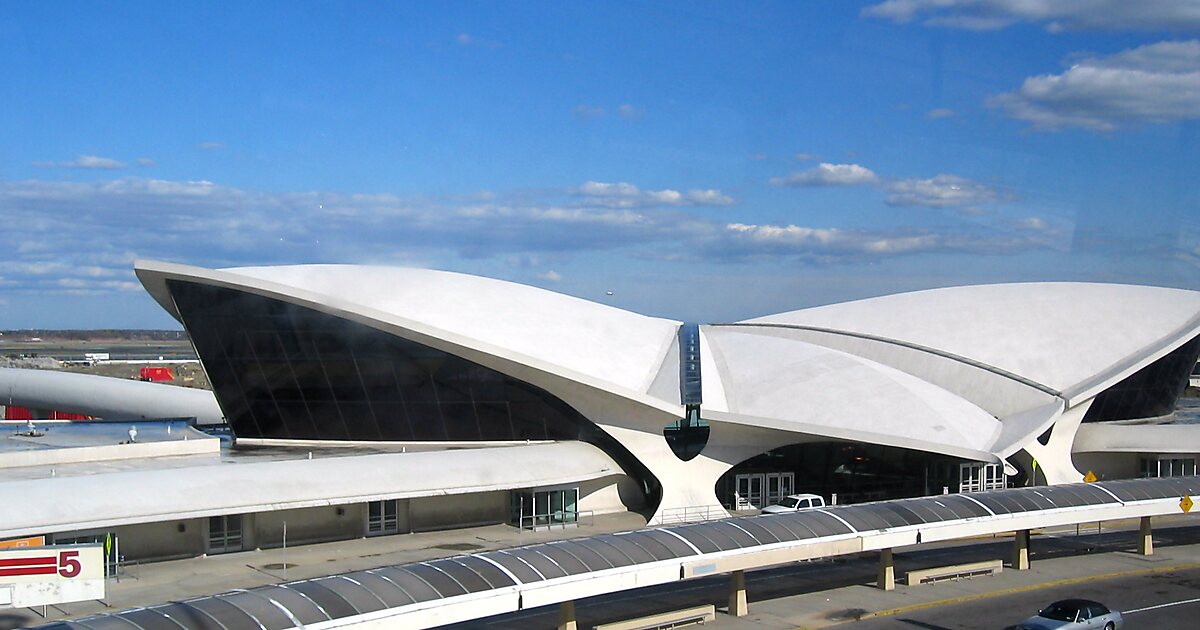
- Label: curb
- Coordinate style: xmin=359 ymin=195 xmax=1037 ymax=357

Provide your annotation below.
xmin=843 ymin=561 xmax=1200 ymax=624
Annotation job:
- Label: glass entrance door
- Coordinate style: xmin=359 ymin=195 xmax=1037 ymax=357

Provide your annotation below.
xmin=734 ymin=474 xmax=765 ymax=509
xmin=765 ymin=472 xmax=795 ymax=505
xmin=208 ymin=514 xmax=244 ymax=554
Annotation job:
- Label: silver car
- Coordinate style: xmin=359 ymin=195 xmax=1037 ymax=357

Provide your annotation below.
xmin=1008 ymin=599 xmax=1123 ymax=630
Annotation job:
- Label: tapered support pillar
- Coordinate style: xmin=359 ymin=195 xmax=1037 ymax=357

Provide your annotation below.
xmin=558 ymin=601 xmax=577 ymax=630
xmin=729 ymin=570 xmax=748 ymax=617
xmin=877 ymin=548 xmax=895 ymax=591
xmin=1138 ymin=516 xmax=1153 ymax=556
xmin=1013 ymin=530 xmax=1030 ymax=570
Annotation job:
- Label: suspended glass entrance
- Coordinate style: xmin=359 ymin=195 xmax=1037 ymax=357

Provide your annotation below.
xmin=510 ymin=488 xmax=579 ymax=530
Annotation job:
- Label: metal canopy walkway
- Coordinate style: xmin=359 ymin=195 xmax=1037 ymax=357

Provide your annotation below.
xmin=37 ymin=477 xmax=1200 ymax=630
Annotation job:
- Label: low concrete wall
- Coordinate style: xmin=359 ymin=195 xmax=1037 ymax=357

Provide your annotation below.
xmin=255 ymin=505 xmax=365 ymax=548
xmin=0 ymin=433 xmax=219 ymax=469
xmin=579 ymin=474 xmax=643 ymax=515
xmin=119 ymin=519 xmax=206 ymax=561
xmin=53 ymin=519 xmax=207 ymax=563
xmin=411 ymin=492 xmax=507 ymax=532
xmin=1072 ymin=452 xmax=1140 ymax=480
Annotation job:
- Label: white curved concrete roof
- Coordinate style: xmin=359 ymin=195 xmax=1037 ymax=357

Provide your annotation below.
xmin=0 ymin=367 xmax=223 ymax=424
xmin=702 ymin=327 xmax=1002 ymax=460
xmin=747 ymin=283 xmax=1200 ymax=406
xmin=134 ymin=261 xmax=1200 ymax=470
xmin=136 ymin=260 xmax=679 ymax=398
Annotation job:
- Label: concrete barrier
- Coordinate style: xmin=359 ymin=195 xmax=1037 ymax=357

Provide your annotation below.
xmin=593 ymin=604 xmax=716 ymax=630
xmin=907 ymin=559 xmax=1003 ymax=585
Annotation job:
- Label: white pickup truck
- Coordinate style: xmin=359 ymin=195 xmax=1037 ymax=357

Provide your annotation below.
xmin=761 ymin=493 xmax=826 ymax=514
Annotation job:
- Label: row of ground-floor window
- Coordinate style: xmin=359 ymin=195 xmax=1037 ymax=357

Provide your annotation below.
xmin=38 ymin=476 xmax=637 ymax=565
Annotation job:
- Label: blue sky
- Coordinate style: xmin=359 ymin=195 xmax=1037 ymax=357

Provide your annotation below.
xmin=2 ymin=1 xmax=1198 ymax=328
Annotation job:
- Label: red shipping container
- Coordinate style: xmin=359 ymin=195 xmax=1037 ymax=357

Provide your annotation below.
xmin=139 ymin=367 xmax=174 ymax=382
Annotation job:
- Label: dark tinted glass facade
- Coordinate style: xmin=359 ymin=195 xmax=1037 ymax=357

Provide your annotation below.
xmin=1083 ymin=334 xmax=1200 ymax=423
xmin=169 ymin=280 xmax=591 ymax=442
xmin=716 ymin=442 xmax=968 ymax=505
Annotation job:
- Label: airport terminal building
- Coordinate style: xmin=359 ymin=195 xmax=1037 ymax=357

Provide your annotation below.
xmin=2 ymin=260 xmax=1199 ymax=562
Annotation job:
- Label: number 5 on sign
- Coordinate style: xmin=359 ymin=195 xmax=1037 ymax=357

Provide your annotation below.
xmin=58 ymin=550 xmax=82 ymax=577
xmin=0 ymin=544 xmax=105 ymax=608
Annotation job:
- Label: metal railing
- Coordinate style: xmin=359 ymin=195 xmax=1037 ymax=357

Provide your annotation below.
xmin=651 ymin=505 xmax=728 ymax=526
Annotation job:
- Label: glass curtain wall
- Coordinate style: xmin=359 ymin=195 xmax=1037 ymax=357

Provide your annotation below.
xmin=717 ymin=442 xmax=977 ymax=506
xmin=168 ymin=280 xmax=590 ymax=442
xmin=1084 ymin=335 xmax=1200 ymax=422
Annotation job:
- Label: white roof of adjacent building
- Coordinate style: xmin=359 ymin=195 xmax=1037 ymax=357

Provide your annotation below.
xmin=0 ymin=441 xmax=623 ymax=538
xmin=0 ymin=367 xmax=224 ymax=424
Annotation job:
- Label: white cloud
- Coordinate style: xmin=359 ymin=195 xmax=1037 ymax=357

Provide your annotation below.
xmin=714 ymin=221 xmax=1057 ymax=261
xmin=862 ymin=0 xmax=1200 ymax=32
xmin=0 ymin=176 xmax=1070 ymax=302
xmin=1013 ymin=217 xmax=1050 ymax=231
xmin=794 ymin=153 xmax=820 ymax=161
xmin=574 ymin=181 xmax=734 ymax=208
xmin=34 ymin=155 xmax=127 ymax=169
xmin=927 ymin=108 xmax=956 ymax=119
xmin=885 ymin=174 xmax=1001 ymax=208
xmin=536 ymin=270 xmax=562 ymax=282
xmin=989 ymin=40 xmax=1200 ymax=131
xmin=617 ymin=104 xmax=642 ymax=119
xmin=197 ymin=142 xmax=226 ymax=151
xmin=725 ymin=223 xmax=939 ymax=255
xmin=770 ymin=163 xmax=880 ymax=187
xmin=455 ymin=32 xmax=502 ymax=49
xmin=573 ymin=104 xmax=606 ymax=120
xmin=135 ymin=158 xmax=155 ymax=167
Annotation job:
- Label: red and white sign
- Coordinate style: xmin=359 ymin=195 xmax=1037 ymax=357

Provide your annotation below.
xmin=0 ymin=545 xmax=105 ymax=608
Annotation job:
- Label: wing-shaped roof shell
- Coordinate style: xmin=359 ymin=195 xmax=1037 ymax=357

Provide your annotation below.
xmin=746 ymin=282 xmax=1200 ymax=405
xmin=702 ymin=327 xmax=1002 ymax=459
xmin=136 ymin=261 xmax=680 ymax=398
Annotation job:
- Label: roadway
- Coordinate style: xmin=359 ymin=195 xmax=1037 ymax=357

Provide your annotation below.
xmin=844 ymin=567 xmax=1200 ymax=629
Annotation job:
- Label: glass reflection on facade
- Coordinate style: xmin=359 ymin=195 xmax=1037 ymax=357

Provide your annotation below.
xmin=1083 ymin=334 xmax=1200 ymax=423
xmin=716 ymin=442 xmax=971 ymax=506
xmin=169 ymin=280 xmax=590 ymax=442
